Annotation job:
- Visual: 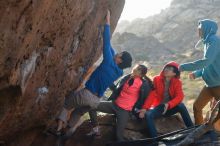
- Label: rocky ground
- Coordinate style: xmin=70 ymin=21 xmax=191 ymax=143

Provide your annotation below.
xmin=4 ymin=114 xmax=186 ymax=146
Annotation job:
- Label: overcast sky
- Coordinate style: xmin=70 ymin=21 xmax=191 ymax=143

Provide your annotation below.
xmin=119 ymin=0 xmax=173 ymax=21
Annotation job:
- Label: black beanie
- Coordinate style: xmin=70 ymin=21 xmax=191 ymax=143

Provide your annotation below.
xmin=118 ymin=51 xmax=132 ymax=69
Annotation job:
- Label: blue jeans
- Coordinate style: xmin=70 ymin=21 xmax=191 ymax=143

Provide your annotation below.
xmin=145 ymin=103 xmax=194 ymax=138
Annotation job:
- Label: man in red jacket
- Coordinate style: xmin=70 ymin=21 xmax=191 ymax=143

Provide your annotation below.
xmin=139 ymin=61 xmax=193 ymax=138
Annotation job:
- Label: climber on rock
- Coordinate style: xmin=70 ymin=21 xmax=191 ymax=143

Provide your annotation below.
xmin=48 ymin=10 xmax=132 ymax=138
xmin=88 ymin=64 xmax=153 ymax=141
xmin=138 ymin=61 xmax=194 ymax=138
xmin=179 ymin=19 xmax=220 ymax=126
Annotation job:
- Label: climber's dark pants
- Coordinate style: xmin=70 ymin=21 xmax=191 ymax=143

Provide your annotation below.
xmin=90 ymin=101 xmax=130 ymax=141
xmin=58 ymin=88 xmax=100 ymax=125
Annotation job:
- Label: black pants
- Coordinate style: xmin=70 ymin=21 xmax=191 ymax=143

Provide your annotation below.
xmin=90 ymin=101 xmax=130 ymax=141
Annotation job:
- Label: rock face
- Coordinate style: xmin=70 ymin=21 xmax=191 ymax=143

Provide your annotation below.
xmin=0 ymin=0 xmax=125 ymax=143
xmin=113 ymin=0 xmax=220 ymax=66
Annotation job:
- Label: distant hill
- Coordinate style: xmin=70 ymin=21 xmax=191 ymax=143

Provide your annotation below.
xmin=112 ymin=0 xmax=220 ymax=67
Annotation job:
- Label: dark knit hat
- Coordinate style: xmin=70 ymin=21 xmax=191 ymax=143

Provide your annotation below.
xmin=118 ymin=51 xmax=132 ymax=69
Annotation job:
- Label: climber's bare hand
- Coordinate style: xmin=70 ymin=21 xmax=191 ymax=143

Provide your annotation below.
xmin=106 ymin=10 xmax=110 ymax=25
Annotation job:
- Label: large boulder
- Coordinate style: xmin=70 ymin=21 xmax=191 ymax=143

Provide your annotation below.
xmin=0 ymin=0 xmax=125 ymax=143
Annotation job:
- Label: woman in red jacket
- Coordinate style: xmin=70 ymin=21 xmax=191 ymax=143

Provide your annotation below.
xmin=139 ymin=61 xmax=193 ymax=138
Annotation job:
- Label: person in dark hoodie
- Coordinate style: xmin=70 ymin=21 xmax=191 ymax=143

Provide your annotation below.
xmin=89 ymin=64 xmax=153 ymax=141
xmin=49 ymin=10 xmax=132 ymax=137
xmin=139 ymin=62 xmax=193 ymax=138
xmin=179 ymin=19 xmax=220 ymax=125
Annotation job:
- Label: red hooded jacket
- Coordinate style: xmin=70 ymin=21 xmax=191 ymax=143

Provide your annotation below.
xmin=142 ymin=61 xmax=184 ymax=110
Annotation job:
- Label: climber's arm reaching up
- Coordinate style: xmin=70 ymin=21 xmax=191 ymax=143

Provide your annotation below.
xmin=103 ymin=10 xmax=115 ymax=64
